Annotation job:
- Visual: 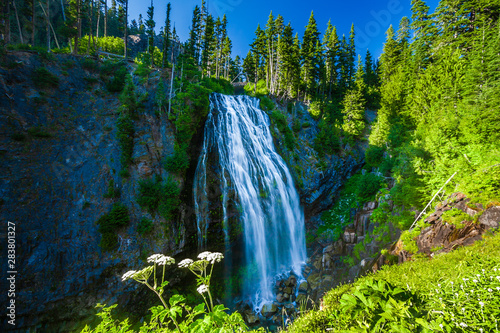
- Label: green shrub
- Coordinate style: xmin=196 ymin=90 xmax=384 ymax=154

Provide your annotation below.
xmin=134 ymin=63 xmax=151 ymax=78
xmin=356 ymin=173 xmax=383 ymax=203
xmin=309 ymin=101 xmax=322 ymax=120
xmin=28 ymin=126 xmax=52 ymax=138
xmin=164 ymin=145 xmax=190 ymax=174
xmin=103 ymin=179 xmax=120 ymax=199
xmin=136 ymin=176 xmax=180 ymax=220
xmin=259 ymin=96 xmax=275 ymax=111
xmin=292 ymin=118 xmax=301 ymax=133
xmin=441 ymin=208 xmax=472 ymax=229
xmin=99 ymin=60 xmax=128 ymax=93
xmin=365 ymin=145 xmax=385 ymax=167
xmin=270 ymin=109 xmax=295 ymax=150
xmin=137 ymin=217 xmax=153 ymax=236
xmin=10 ymin=133 xmax=27 ymax=141
xmin=244 ymin=79 xmax=269 ymax=96
xmin=32 ymin=67 xmax=59 ymax=88
xmin=314 ymin=121 xmax=340 ymax=157
xmin=82 ymin=58 xmax=99 ymax=71
xmin=96 ymin=203 xmax=130 ymax=251
xmin=116 ymin=115 xmax=134 ymax=169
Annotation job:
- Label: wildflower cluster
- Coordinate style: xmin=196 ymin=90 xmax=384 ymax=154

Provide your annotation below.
xmin=178 ymin=251 xmax=224 ymax=312
xmin=427 ymin=267 xmax=500 ymax=332
xmin=84 ymin=251 xmax=247 ymax=332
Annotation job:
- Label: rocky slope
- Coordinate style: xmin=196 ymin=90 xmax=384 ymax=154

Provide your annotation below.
xmin=0 ymin=51 xmax=191 ymax=331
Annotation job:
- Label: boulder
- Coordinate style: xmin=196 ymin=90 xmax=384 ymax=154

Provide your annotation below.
xmin=261 ymin=303 xmax=278 ymax=318
xmin=298 ymin=281 xmax=309 ymax=293
xmin=244 ymin=311 xmax=260 ymax=326
xmin=479 ymin=206 xmax=500 ymax=229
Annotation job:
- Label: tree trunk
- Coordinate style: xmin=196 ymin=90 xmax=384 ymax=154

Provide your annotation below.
xmin=32 ymin=0 xmax=36 ymax=45
xmin=13 ymin=0 xmax=23 ymax=44
xmin=46 ymin=0 xmax=50 ymax=50
xmin=104 ymin=0 xmax=107 ymax=37
xmin=38 ymin=0 xmax=60 ymax=48
xmin=124 ymin=0 xmax=128 ymax=59
xmin=168 ymin=62 xmax=175 ymax=116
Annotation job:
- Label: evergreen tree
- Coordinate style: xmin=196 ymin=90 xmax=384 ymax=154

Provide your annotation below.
xmin=146 ymin=0 xmax=155 ymax=66
xmin=138 ymin=14 xmax=145 ymax=34
xmin=187 ymin=5 xmax=201 ymax=62
xmin=162 ymin=2 xmax=171 ymax=68
xmin=323 ymin=21 xmax=340 ymax=99
xmin=201 ymin=14 xmax=215 ymax=77
xmin=301 ymin=11 xmax=321 ymax=100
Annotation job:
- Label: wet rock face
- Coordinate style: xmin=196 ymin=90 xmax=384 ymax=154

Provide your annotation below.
xmin=0 ymin=52 xmax=194 ymax=331
xmin=267 ymin=102 xmax=364 ymax=220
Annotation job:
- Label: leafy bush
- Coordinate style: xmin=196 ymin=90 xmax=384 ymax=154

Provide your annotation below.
xmin=269 ymin=109 xmax=295 ymax=150
xmin=356 ymin=173 xmax=384 ymax=203
xmin=134 ymin=46 xmax=163 ymax=66
xmin=27 ymin=126 xmax=52 ymax=138
xmin=164 ymin=145 xmax=190 ymax=174
xmin=137 ymin=218 xmax=153 ymax=236
xmin=365 ymin=145 xmax=385 ymax=167
xmin=309 ymin=101 xmax=322 ymax=120
xmin=314 ymin=120 xmax=340 ymax=157
xmin=244 ymin=79 xmax=269 ymax=96
xmin=134 ymin=63 xmax=151 ymax=78
xmin=116 ymin=115 xmax=134 ymax=169
xmin=100 ymin=60 xmax=128 ymax=93
xmin=259 ymin=96 xmax=275 ymax=111
xmin=73 ymin=35 xmax=125 ymax=55
xmin=32 ymin=67 xmax=59 ymax=88
xmin=96 ymin=203 xmax=130 ymax=251
xmin=319 ymin=194 xmax=357 ymax=241
xmin=136 ymin=176 xmax=180 ymax=220
xmin=81 ymin=58 xmax=98 ymax=71
xmin=441 ymin=208 xmax=472 ymax=229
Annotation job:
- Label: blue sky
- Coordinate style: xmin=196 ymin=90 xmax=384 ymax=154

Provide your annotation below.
xmin=126 ymin=0 xmax=440 ymax=60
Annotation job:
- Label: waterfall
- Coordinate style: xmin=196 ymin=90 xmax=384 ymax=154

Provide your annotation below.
xmin=194 ymin=93 xmax=306 ymax=307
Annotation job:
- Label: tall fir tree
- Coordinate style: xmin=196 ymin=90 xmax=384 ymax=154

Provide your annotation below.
xmin=146 ymin=0 xmax=155 ymax=66
xmin=162 ymin=2 xmax=171 ymax=68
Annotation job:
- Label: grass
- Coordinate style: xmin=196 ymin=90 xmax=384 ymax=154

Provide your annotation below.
xmin=286 ymin=230 xmax=500 ymax=332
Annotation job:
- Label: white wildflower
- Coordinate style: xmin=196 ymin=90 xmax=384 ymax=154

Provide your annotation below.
xmin=459 ymin=322 xmax=467 ymax=328
xmin=439 ymin=324 xmax=443 ymax=329
xmin=197 ymin=284 xmax=209 ymax=294
xmin=473 ymin=279 xmax=478 ymax=283
xmin=471 ymin=289 xmax=474 ymax=293
xmin=479 ymin=301 xmax=484 ymax=307
xmin=178 ymin=258 xmax=194 ymax=268
xmin=488 ymin=288 xmax=493 ymax=292
xmin=496 ymin=287 xmax=500 ymax=291
xmin=207 ymin=252 xmax=224 ymax=264
xmin=461 ymin=307 xmax=465 ymax=312
xmin=438 ymin=284 xmax=441 ymax=287
xmin=477 ymin=274 xmax=481 ymax=278
xmin=122 ymin=270 xmax=137 ymax=281
xmin=157 ymin=255 xmax=175 ymax=266
xmin=198 ymin=251 xmax=212 ymax=260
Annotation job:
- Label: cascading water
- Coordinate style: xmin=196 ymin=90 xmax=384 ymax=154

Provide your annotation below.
xmin=194 ymin=93 xmax=306 ymax=308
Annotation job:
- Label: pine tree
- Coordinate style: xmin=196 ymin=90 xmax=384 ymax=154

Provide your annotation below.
xmin=243 ymin=50 xmax=257 ymax=83
xmin=146 ymin=0 xmax=155 ymax=66
xmin=187 ymin=5 xmax=201 ymax=62
xmin=138 ymin=14 xmax=145 ymax=34
xmin=250 ymin=24 xmax=267 ymax=89
xmin=162 ymin=2 xmax=171 ymax=68
xmin=323 ymin=21 xmax=340 ymax=98
xmin=301 ymin=11 xmax=321 ymax=100
xmin=347 ymin=24 xmax=356 ymax=88
xmin=201 ymin=14 xmax=215 ymax=77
